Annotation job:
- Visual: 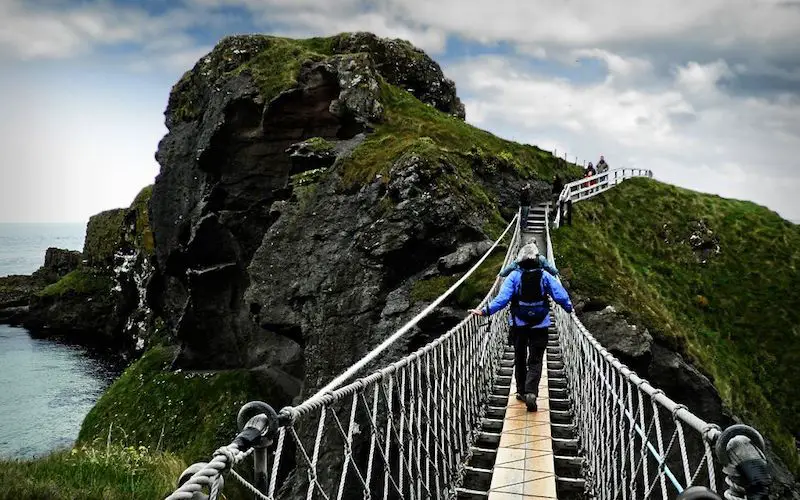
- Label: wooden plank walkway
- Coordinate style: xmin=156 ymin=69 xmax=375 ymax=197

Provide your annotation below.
xmin=487 ymin=366 xmax=557 ymax=499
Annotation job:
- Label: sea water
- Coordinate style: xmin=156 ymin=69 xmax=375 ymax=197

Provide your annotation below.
xmin=0 ymin=223 xmax=120 ymax=458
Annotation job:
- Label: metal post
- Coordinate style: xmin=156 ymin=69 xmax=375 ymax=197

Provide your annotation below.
xmin=236 ymin=402 xmax=280 ymax=498
xmin=715 ymin=424 xmax=771 ymax=500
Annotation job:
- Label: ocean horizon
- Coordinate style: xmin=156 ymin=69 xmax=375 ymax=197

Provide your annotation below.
xmin=0 ymin=223 xmax=85 ymax=277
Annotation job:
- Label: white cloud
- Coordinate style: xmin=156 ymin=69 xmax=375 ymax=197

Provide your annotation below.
xmin=448 ymin=54 xmax=800 ymax=220
xmin=674 ymin=60 xmax=733 ymax=97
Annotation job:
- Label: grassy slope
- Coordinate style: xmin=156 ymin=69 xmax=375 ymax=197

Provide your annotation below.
xmin=552 ymin=177 xmax=800 ymax=473
xmin=0 ymin=446 xmax=183 ymax=500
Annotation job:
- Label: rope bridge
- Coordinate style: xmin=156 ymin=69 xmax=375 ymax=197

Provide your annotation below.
xmin=166 ymin=169 xmax=771 ymax=500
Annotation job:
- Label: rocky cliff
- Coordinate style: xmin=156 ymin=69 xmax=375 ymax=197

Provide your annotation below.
xmin=0 ymin=186 xmax=157 ymax=356
xmin=147 ymin=31 xmax=573 ymax=391
xmin=553 ymin=178 xmax=800 ymax=497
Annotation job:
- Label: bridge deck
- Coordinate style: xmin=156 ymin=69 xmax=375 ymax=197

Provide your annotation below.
xmin=488 ymin=370 xmax=557 ymax=499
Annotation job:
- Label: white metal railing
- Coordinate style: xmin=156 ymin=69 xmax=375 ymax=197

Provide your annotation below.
xmin=553 ymin=167 xmax=653 ymax=227
xmin=166 ymin=214 xmax=525 ymax=500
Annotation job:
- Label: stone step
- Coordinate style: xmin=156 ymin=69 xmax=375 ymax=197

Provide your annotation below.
xmin=550 ymin=409 xmax=574 ymax=425
xmin=493 ymin=384 xmax=510 ymax=396
xmin=467 ymin=447 xmax=498 ymax=470
xmin=475 ymin=431 xmax=501 ymax=449
xmin=455 ymin=487 xmax=488 ymax=500
xmin=553 ymin=455 xmax=585 ymax=478
xmin=481 ymin=418 xmax=504 ymax=433
xmin=550 ymin=398 xmax=571 ymax=411
xmin=485 ymin=406 xmax=506 ymax=420
xmin=556 ymin=477 xmax=588 ymax=499
xmin=460 ymin=466 xmax=493 ymax=493
xmin=550 ymin=423 xmax=575 ymax=439
xmin=552 ymin=438 xmax=580 ymax=456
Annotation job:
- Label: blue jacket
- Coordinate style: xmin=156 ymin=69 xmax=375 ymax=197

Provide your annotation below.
xmin=498 ymin=256 xmax=559 ymax=278
xmin=483 ymin=269 xmax=573 ymax=328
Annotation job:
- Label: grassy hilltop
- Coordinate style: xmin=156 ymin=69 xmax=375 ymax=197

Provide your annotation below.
xmin=553 ymin=177 xmax=800 ymax=474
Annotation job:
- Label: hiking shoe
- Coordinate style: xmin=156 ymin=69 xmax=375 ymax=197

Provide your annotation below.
xmin=525 ymin=394 xmax=538 ymax=412
xmin=515 ymin=393 xmax=525 ymax=402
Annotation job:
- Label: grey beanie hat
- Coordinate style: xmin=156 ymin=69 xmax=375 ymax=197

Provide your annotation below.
xmin=517 ymin=242 xmax=540 ymax=262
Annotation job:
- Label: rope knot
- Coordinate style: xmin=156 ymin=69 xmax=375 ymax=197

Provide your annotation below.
xmin=671 ymin=404 xmax=688 ymax=419
xmin=213 ymin=446 xmax=238 ymax=475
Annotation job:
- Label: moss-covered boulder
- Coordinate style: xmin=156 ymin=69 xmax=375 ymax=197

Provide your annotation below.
xmin=83 ymin=209 xmax=127 ymax=267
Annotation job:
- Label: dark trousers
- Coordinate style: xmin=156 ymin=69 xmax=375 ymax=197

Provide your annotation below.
xmin=520 ymin=205 xmax=530 ymax=229
xmin=512 ymin=326 xmax=549 ymax=396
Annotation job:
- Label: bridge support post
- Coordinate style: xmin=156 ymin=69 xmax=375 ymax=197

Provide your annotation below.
xmin=237 ymin=401 xmax=280 ymax=497
xmin=715 ymin=424 xmax=772 ymax=500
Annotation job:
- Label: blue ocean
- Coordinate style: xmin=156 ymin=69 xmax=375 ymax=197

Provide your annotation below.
xmin=0 ymin=223 xmax=120 ymax=458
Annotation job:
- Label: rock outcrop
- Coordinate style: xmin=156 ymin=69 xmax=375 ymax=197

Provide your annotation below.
xmin=0 ymin=248 xmax=81 ymax=324
xmin=146 ymin=32 xmax=571 ymax=398
xmin=4 ymin=187 xmax=157 ymax=355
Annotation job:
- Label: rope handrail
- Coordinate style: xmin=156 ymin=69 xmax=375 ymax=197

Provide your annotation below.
xmin=293 ymin=212 xmax=520 ymax=415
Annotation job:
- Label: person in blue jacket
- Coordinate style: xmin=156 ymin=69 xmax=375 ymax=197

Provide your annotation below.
xmin=470 ymin=244 xmax=573 ymax=412
xmin=497 ymin=242 xmax=559 ymax=278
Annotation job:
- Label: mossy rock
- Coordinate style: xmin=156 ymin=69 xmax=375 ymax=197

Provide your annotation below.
xmin=37 ymin=269 xmax=113 ymax=298
xmin=83 ymin=209 xmax=126 ymax=267
xmin=129 ymin=185 xmax=154 ymax=255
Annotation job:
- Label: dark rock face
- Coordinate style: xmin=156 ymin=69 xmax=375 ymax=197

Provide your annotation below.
xmin=34 ymin=248 xmax=82 ymax=281
xmin=0 ymin=248 xmax=81 ymax=324
xmin=333 ymin=32 xmax=466 ymax=120
xmin=149 ymin=34 xmax=481 ymax=379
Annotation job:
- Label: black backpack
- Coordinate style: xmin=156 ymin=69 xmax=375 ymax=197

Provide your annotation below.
xmin=511 ymin=268 xmax=550 ymax=324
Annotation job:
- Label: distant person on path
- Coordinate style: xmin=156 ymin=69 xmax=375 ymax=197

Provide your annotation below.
xmin=498 ymin=242 xmax=559 ymax=278
xmin=470 ymin=244 xmax=573 ymax=412
xmin=596 ymin=155 xmax=609 ymax=173
xmin=584 ymin=163 xmax=597 ymax=193
xmin=551 ymin=175 xmax=564 ymax=221
xmin=519 ymin=183 xmax=532 ymax=231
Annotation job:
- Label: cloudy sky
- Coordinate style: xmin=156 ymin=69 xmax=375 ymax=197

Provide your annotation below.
xmin=1 ymin=0 xmax=799 ymax=223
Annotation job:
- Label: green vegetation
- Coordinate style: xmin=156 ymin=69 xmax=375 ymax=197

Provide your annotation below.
xmin=411 ymin=250 xmax=508 ymax=309
xmin=0 ymin=446 xmax=183 ymax=500
xmin=83 ymin=208 xmax=126 ymax=266
xmin=342 ymin=82 xmax=579 ymax=186
xmin=130 ymin=185 xmax=154 ymax=255
xmin=552 ymin=177 xmax=800 ymax=473
xmin=38 ymin=269 xmax=112 ymax=298
xmin=302 ymin=136 xmax=336 ymax=153
xmin=79 ymin=346 xmax=288 ymax=464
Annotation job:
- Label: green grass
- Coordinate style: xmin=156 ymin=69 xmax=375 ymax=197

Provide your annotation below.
xmin=342 ymin=82 xmax=581 ymax=187
xmin=552 ymin=177 xmax=800 ymax=473
xmin=38 ymin=269 xmax=112 ymax=298
xmin=410 ymin=248 xmax=508 ymax=309
xmin=0 ymin=445 xmax=184 ymax=500
xmin=78 ymin=346 xmax=289 ymax=465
